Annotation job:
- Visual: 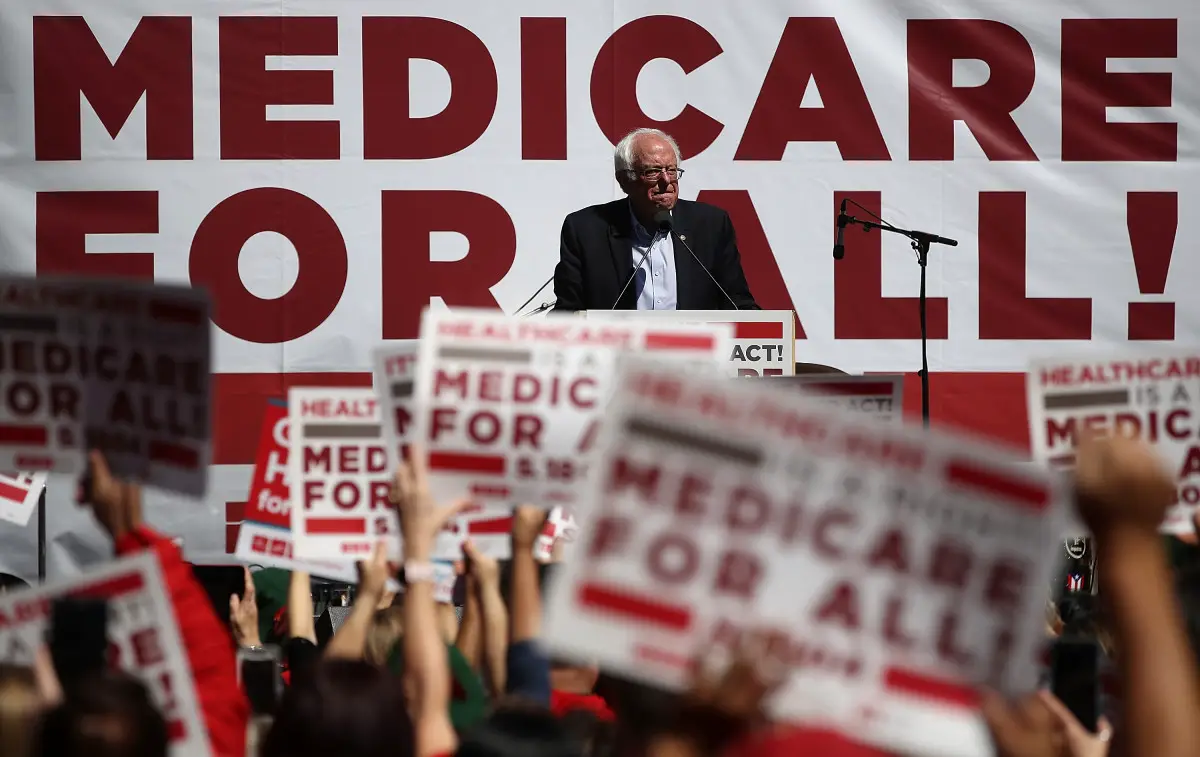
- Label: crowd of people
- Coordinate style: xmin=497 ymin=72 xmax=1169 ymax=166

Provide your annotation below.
xmin=0 ymin=434 xmax=1198 ymax=757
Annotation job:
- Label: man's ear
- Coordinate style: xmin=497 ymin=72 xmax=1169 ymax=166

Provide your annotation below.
xmin=615 ymin=173 xmax=633 ymax=195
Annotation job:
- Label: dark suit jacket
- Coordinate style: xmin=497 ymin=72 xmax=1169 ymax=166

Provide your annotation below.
xmin=552 ymin=199 xmax=759 ymax=312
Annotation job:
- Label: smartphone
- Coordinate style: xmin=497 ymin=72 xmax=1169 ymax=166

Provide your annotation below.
xmin=1051 ymin=639 xmax=1100 ymax=732
xmin=238 ymin=645 xmax=283 ymax=716
xmin=47 ymin=597 xmax=108 ymax=688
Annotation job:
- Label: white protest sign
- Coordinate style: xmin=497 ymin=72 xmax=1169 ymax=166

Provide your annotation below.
xmin=0 ymin=471 xmax=46 ymax=526
xmin=372 ymin=341 xmax=419 ymax=469
xmin=234 ymin=399 xmax=363 ymax=583
xmin=1027 ymin=350 xmax=1200 ymax=534
xmin=414 ymin=309 xmax=731 ymax=557
xmin=790 ymin=375 xmax=905 ymax=424
xmin=0 ymin=277 xmax=212 ymax=496
xmin=0 ymin=305 xmax=87 ymax=473
xmin=585 ymin=309 xmax=794 ymax=377
xmin=544 ymin=361 xmax=1068 ymax=757
xmin=0 ymin=552 xmax=208 ymax=756
xmin=289 ymin=387 xmax=400 ymax=560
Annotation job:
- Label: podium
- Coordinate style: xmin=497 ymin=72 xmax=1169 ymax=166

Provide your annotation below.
xmin=583 ymin=310 xmax=796 ymax=376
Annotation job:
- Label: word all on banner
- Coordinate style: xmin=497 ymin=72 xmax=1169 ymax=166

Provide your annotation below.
xmin=413 ymin=309 xmax=731 ymax=555
xmin=0 ymin=553 xmax=208 ymax=757
xmin=543 ymin=360 xmax=1068 ymax=757
xmin=1027 ymin=350 xmax=1200 ymax=534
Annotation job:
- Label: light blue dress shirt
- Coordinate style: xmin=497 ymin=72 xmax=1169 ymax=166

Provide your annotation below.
xmin=630 ymin=204 xmax=677 ymax=311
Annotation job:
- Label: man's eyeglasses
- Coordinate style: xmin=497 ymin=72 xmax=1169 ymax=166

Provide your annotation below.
xmin=631 ymin=167 xmax=684 ymax=181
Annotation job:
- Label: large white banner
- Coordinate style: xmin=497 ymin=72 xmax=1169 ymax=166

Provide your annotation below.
xmin=0 ymin=1 xmax=1193 ymax=577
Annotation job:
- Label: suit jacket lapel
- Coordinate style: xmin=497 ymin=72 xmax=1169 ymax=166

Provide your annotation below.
xmin=670 ymin=200 xmax=696 ymax=310
xmin=608 ymin=202 xmax=637 ymax=310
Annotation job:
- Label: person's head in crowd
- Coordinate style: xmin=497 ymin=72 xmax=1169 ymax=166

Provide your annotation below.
xmin=35 ymin=671 xmax=168 ymax=757
xmin=0 ymin=665 xmax=39 ymax=757
xmin=261 ymin=659 xmax=412 ymax=757
xmin=457 ymin=704 xmax=587 ymax=757
xmin=364 ymin=605 xmax=405 ymax=669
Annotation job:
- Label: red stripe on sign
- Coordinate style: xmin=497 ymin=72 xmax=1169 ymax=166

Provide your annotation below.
xmin=0 ymin=479 xmax=30 ymax=504
xmin=70 ymin=571 xmax=146 ymax=600
xmin=211 ymin=371 xmax=1037 ymax=466
xmin=148 ymin=440 xmax=199 ymax=469
xmin=545 ymin=491 xmax=573 ymax=503
xmin=883 ymin=667 xmax=979 ymax=708
xmin=577 ymin=582 xmax=693 ymax=631
xmin=429 ymin=452 xmax=505 ymax=475
xmin=729 ymin=321 xmax=784 ymax=340
xmin=468 ymin=516 xmax=514 ymax=535
xmin=470 ymin=483 xmax=511 ymax=499
xmin=166 ymin=719 xmax=186 ymax=741
xmin=945 ymin=460 xmax=1050 ymax=512
xmin=801 ymin=381 xmax=896 ymax=397
xmin=0 ymin=424 xmax=48 ymax=446
xmin=645 ymin=332 xmax=715 ymax=351
xmin=148 ymin=299 xmax=204 ymax=326
xmin=226 ymin=501 xmax=246 ymax=522
xmin=306 ymin=518 xmax=367 ymax=535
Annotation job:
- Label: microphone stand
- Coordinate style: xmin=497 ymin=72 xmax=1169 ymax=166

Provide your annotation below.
xmin=840 ymin=211 xmax=958 ymax=428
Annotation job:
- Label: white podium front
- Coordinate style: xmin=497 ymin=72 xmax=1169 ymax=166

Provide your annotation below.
xmin=584 ymin=310 xmax=795 ymax=376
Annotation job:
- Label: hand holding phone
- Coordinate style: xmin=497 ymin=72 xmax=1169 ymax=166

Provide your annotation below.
xmin=238 ymin=645 xmax=282 ymax=716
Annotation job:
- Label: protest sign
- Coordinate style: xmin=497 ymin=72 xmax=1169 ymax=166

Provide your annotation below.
xmin=0 ymin=552 xmax=207 ymax=756
xmin=0 ymin=277 xmax=212 ymax=496
xmin=543 ymin=361 xmax=1067 ymax=757
xmin=0 ymin=471 xmax=46 ymax=527
xmin=414 ymin=309 xmax=731 ymax=556
xmin=372 ymin=341 xmax=419 ymax=469
xmin=790 ymin=375 xmax=905 ymax=424
xmin=235 ymin=400 xmax=361 ymax=582
xmin=1027 ymin=350 xmax=1200 ymax=534
xmin=0 ymin=303 xmax=87 ymax=473
xmin=585 ymin=310 xmax=794 ymax=377
xmin=289 ymin=387 xmax=401 ymax=560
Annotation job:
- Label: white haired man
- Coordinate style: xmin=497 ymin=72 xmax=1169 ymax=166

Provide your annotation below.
xmin=552 ymin=128 xmax=759 ymax=312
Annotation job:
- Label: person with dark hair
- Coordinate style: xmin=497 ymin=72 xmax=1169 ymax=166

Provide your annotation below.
xmin=34 ymin=671 xmax=168 ymax=757
xmin=260 ymin=659 xmax=413 ymax=757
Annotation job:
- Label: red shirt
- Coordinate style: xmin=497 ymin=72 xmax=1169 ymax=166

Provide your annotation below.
xmin=116 ymin=527 xmax=249 ymax=757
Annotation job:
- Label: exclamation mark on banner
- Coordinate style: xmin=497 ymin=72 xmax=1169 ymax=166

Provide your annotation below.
xmin=1127 ymin=191 xmax=1177 ymax=340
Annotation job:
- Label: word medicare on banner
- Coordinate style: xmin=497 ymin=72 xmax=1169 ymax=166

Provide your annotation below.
xmin=289 ymin=387 xmax=400 ymax=560
xmin=0 ymin=277 xmax=212 ymax=496
xmin=413 ymin=310 xmax=731 ymax=526
xmin=0 ymin=553 xmax=208 ymax=756
xmin=790 ymin=374 xmax=905 ymax=424
xmin=544 ymin=361 xmax=1068 ymax=757
xmin=234 ymin=400 xmax=360 ymax=582
xmin=1027 ymin=350 xmax=1200 ymax=534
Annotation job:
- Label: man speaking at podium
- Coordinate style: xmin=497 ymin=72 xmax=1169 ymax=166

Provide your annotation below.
xmin=552 ymin=128 xmax=759 ymax=312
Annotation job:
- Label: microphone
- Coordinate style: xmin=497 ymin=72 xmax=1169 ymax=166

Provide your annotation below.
xmin=664 ymin=214 xmax=740 ymax=310
xmin=610 ymin=210 xmax=671 ymax=310
xmin=833 ymin=199 xmax=848 ymax=260
xmin=515 ymin=273 xmax=554 ymax=315
xmin=526 ymin=300 xmax=555 ymax=316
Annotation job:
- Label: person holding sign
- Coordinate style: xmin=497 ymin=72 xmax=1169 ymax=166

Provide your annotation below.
xmin=552 ymin=128 xmax=759 ymax=312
